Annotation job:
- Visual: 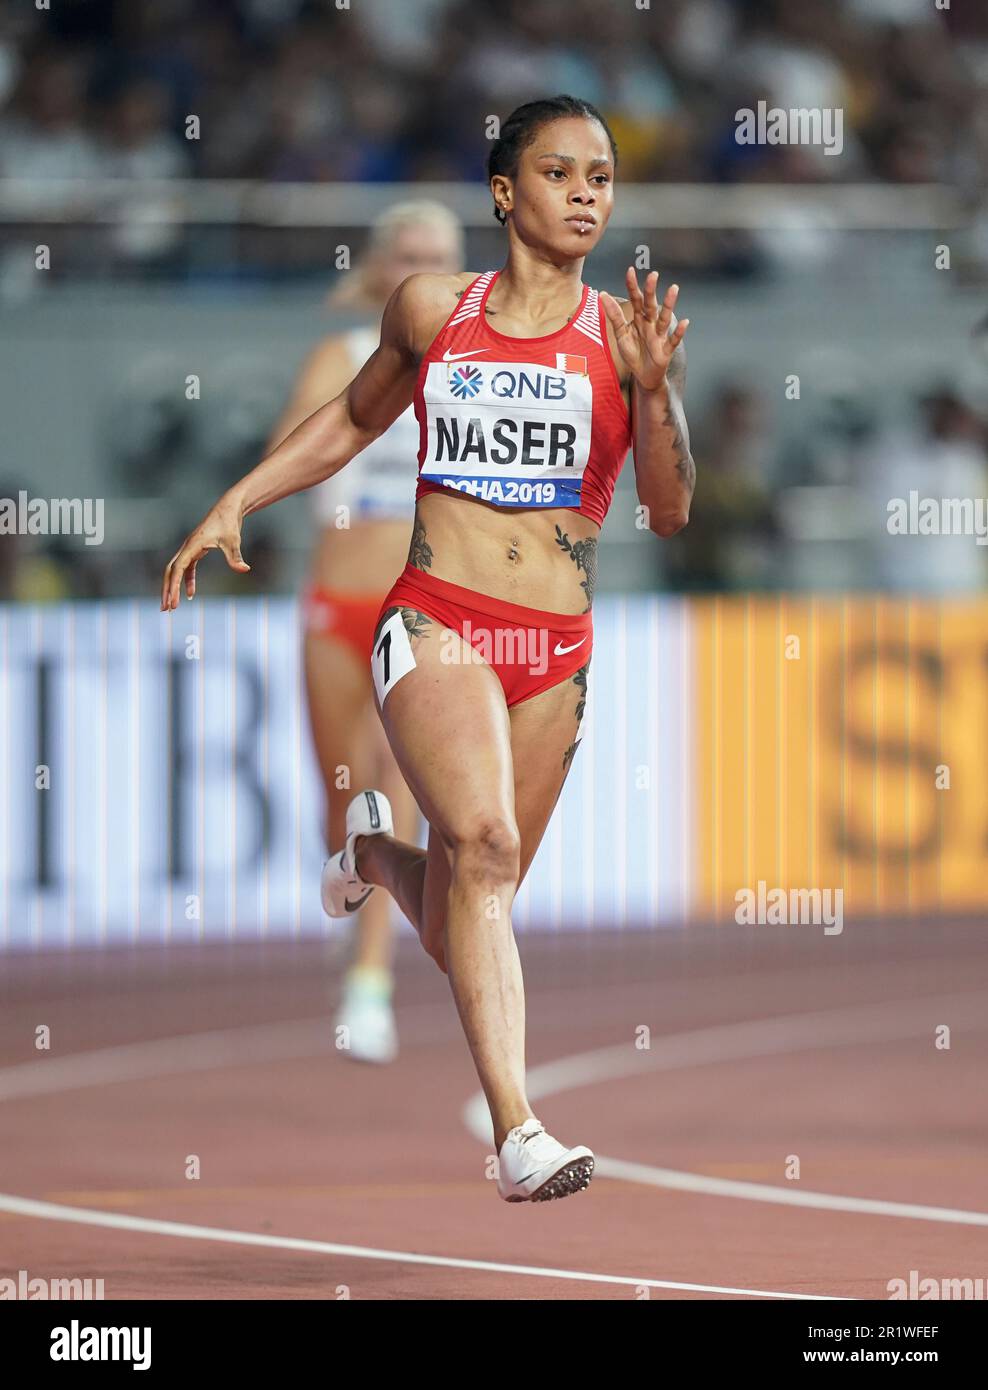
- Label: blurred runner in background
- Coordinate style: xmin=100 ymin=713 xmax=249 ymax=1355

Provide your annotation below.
xmin=267 ymin=200 xmax=464 ymax=1062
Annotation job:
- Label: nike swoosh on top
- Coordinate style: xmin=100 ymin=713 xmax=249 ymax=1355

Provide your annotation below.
xmin=442 ymin=348 xmax=491 ymax=361
xmin=553 ymin=637 xmax=587 ymax=656
xmin=344 ymin=890 xmax=373 ymax=912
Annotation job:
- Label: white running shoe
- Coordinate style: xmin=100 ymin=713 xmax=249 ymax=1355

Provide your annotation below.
xmin=320 ymin=789 xmax=394 ymax=919
xmin=334 ymin=975 xmax=398 ymax=1066
xmin=496 ymin=1117 xmax=595 ymax=1203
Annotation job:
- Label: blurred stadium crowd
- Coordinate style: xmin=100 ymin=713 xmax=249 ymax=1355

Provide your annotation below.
xmin=0 ymin=0 xmax=985 ymax=188
xmin=1 ymin=0 xmax=986 ymax=602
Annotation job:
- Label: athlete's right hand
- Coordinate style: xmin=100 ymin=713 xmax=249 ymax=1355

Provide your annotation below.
xmin=160 ymin=499 xmax=251 ymax=611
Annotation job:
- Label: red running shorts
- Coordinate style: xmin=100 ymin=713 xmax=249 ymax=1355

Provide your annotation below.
xmin=372 ymin=563 xmax=592 ymax=709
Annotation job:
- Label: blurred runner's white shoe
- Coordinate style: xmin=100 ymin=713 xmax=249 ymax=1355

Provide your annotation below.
xmin=334 ymin=966 xmax=398 ymax=1065
xmin=496 ymin=1118 xmax=595 ymax=1202
xmin=320 ymin=789 xmax=393 ymax=918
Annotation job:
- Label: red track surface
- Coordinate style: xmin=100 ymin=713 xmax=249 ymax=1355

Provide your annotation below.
xmin=1 ymin=923 xmax=986 ymax=1300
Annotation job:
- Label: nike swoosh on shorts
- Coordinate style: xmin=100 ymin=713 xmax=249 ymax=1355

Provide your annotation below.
xmin=553 ymin=637 xmax=587 ymax=656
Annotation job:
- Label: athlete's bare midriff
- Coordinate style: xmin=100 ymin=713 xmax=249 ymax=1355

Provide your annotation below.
xmin=411 ymin=490 xmax=600 ymax=614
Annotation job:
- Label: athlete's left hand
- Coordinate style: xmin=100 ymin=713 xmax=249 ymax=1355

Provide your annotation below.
xmin=599 ymin=269 xmax=689 ymax=392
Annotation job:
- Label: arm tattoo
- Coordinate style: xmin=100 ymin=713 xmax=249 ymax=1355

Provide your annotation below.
xmin=666 ymin=345 xmax=696 ymax=492
xmin=408 ymin=513 xmax=433 ymax=571
xmin=667 ymin=341 xmax=686 ymax=391
xmin=665 ymin=394 xmax=696 ymax=492
xmin=554 ymin=526 xmax=598 ymax=612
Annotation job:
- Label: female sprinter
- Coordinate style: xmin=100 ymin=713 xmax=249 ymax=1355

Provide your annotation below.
xmin=162 ymin=95 xmax=694 ymax=1204
xmin=267 ymin=202 xmax=464 ymax=1064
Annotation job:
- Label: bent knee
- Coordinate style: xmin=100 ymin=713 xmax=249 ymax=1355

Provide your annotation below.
xmin=450 ymin=816 xmax=521 ymax=885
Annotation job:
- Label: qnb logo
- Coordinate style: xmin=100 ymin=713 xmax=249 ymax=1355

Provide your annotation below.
xmin=449 ymin=365 xmax=483 ymax=399
xmin=490 ymin=369 xmax=567 ymax=400
xmin=50 ymin=1320 xmax=151 ymax=1371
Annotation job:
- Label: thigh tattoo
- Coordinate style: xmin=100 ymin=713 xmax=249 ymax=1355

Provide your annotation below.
xmin=562 ymin=660 xmax=590 ymax=772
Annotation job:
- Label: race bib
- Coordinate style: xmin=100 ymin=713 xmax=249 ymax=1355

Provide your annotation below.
xmin=420 ymin=358 xmax=593 ymax=508
xmin=372 ymin=610 xmax=417 ymax=705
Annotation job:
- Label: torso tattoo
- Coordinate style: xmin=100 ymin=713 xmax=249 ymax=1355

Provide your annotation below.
xmin=553 ymin=525 xmax=598 ymax=612
xmin=408 ymin=515 xmax=433 ymax=572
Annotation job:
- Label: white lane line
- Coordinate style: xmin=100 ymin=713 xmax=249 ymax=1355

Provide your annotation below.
xmin=3 ymin=990 xmax=985 ymax=1295
xmin=462 ymin=990 xmax=988 ymax=1228
xmin=0 ymin=1009 xmax=850 ymax=1299
xmin=590 ymin=1158 xmax=988 ymax=1226
xmin=0 ymin=1192 xmax=838 ymax=1299
xmin=0 ymin=1019 xmax=335 ymax=1103
xmin=0 ymin=1000 xmax=467 ymax=1103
